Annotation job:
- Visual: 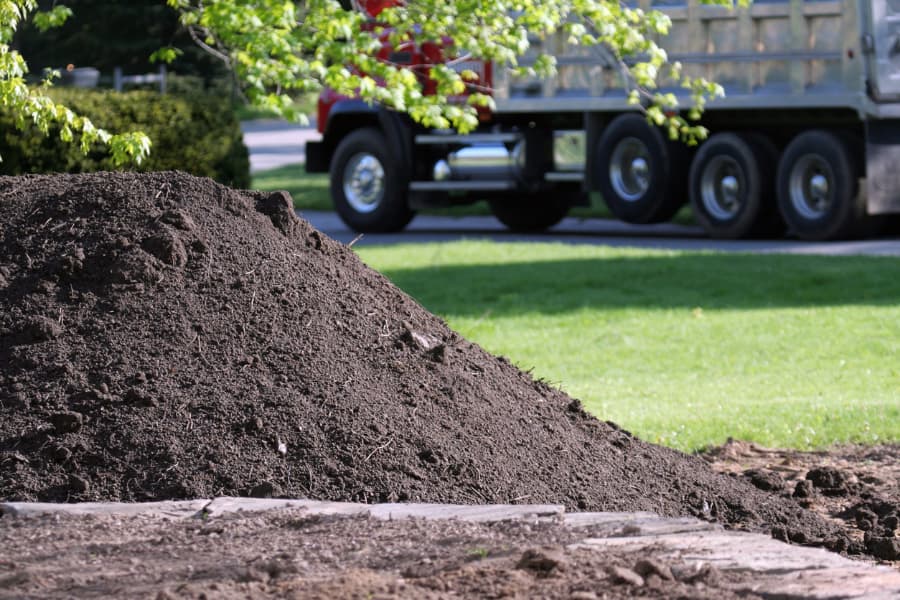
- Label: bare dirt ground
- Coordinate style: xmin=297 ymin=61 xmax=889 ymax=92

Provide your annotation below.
xmin=0 ymin=172 xmax=897 ymax=598
xmin=1 ymin=446 xmax=898 ymax=600
xmin=703 ymin=440 xmax=900 ymax=562
xmin=0 ymin=506 xmax=795 ymax=600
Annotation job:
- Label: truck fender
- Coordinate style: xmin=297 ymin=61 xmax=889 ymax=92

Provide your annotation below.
xmin=308 ymin=100 xmax=412 ymax=178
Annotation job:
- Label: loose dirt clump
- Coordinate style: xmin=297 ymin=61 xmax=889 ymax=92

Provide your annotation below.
xmin=0 ymin=172 xmax=848 ymax=548
xmin=703 ymin=440 xmax=900 ymax=560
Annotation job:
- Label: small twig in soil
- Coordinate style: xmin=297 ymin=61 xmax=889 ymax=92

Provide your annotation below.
xmin=348 ymin=234 xmax=365 ymax=248
xmin=365 ymin=437 xmax=394 ymax=462
xmin=306 ymin=465 xmax=316 ymax=493
xmin=206 ymin=249 xmax=214 ymax=280
xmin=154 ymin=184 xmax=172 ymax=203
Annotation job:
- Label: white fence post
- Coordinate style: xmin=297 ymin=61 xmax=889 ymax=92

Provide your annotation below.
xmin=159 ymin=64 xmax=167 ymax=94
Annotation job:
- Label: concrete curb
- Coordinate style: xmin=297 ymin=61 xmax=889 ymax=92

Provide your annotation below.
xmin=3 ymin=499 xmax=899 ymax=598
xmin=1 ymin=498 xmax=564 ymax=522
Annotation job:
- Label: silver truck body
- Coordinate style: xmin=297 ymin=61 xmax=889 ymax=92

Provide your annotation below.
xmin=491 ymin=0 xmax=900 ymax=216
xmin=497 ymin=0 xmax=891 ymax=115
xmin=312 ymin=1 xmax=900 ymax=238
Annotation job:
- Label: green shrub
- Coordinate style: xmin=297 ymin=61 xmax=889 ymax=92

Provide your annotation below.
xmin=0 ymin=88 xmax=250 ymax=188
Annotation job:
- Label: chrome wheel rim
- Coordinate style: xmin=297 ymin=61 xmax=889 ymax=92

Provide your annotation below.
xmin=789 ymin=154 xmax=833 ymax=220
xmin=700 ymin=156 xmax=744 ymax=221
xmin=609 ymin=137 xmax=651 ymax=201
xmin=343 ymin=153 xmax=385 ymax=214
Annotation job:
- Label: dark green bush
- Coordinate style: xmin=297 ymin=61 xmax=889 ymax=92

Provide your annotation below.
xmin=0 ymin=88 xmax=250 ymax=188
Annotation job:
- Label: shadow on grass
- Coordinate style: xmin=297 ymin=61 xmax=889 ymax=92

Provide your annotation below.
xmin=376 ymin=253 xmax=900 ymax=316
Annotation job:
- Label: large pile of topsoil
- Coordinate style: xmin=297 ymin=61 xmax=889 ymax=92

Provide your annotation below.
xmin=0 ymin=172 xmax=846 ymax=546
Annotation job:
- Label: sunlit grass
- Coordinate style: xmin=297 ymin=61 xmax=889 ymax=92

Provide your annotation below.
xmin=253 ymin=166 xmax=332 ymax=211
xmin=357 ymin=241 xmax=900 ymax=451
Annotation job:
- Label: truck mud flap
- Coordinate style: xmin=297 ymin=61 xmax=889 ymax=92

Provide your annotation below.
xmin=305 ymin=141 xmax=328 ymax=173
xmin=865 ymin=120 xmax=900 ymax=215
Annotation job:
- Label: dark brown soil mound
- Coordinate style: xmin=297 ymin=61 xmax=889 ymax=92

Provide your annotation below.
xmin=0 ymin=172 xmax=843 ymax=545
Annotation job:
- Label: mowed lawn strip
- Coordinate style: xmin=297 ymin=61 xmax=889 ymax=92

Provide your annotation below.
xmin=356 ymin=241 xmax=900 ymax=451
xmin=253 ymin=167 xmax=333 ymax=212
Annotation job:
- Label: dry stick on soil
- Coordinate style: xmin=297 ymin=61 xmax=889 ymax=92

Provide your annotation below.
xmin=365 ymin=437 xmax=394 ymax=462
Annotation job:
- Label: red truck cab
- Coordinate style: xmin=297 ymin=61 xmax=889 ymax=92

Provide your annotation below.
xmin=306 ymin=0 xmax=584 ymax=234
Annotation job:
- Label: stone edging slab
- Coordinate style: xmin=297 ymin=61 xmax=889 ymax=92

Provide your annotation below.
xmin=3 ymin=498 xmax=900 ymax=599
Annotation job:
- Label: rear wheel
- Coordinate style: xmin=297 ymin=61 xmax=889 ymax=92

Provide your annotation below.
xmin=689 ymin=132 xmax=782 ymax=239
xmin=594 ymin=114 xmax=687 ymax=224
xmin=330 ymin=127 xmax=414 ymax=233
xmin=776 ymin=130 xmax=864 ymax=241
xmin=488 ymin=189 xmax=574 ymax=232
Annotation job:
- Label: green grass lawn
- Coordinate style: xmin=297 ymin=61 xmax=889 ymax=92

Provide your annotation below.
xmin=253 ymin=168 xmax=333 ymax=211
xmin=356 ymin=242 xmax=900 ymax=452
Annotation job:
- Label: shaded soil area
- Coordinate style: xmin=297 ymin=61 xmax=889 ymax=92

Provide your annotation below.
xmin=702 ymin=440 xmax=900 ymax=562
xmin=0 ymin=509 xmax=761 ymax=600
xmin=0 ymin=171 xmax=881 ymax=557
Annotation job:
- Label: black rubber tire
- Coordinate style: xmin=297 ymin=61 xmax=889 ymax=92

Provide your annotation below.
xmin=689 ymin=132 xmax=782 ymax=239
xmin=488 ymin=189 xmax=573 ymax=232
xmin=775 ymin=130 xmax=864 ymax=241
xmin=594 ymin=113 xmax=687 ymax=224
xmin=330 ymin=127 xmax=414 ymax=233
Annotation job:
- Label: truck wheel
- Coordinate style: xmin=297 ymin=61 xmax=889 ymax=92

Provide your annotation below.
xmin=488 ymin=190 xmax=572 ymax=232
xmin=689 ymin=132 xmax=782 ymax=239
xmin=595 ymin=113 xmax=686 ymax=224
xmin=776 ymin=130 xmax=864 ymax=241
xmin=330 ymin=127 xmax=414 ymax=233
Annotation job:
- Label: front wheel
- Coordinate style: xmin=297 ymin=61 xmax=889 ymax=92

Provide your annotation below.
xmin=330 ymin=127 xmax=414 ymax=233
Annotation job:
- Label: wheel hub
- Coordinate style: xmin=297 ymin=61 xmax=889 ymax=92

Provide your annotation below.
xmin=610 ymin=137 xmax=652 ymax=201
xmin=700 ymin=156 xmax=744 ymax=221
xmin=343 ymin=153 xmax=385 ymax=214
xmin=721 ymin=175 xmax=739 ymax=196
xmin=789 ymin=155 xmax=833 ymax=220
xmin=809 ymin=174 xmax=829 ymax=199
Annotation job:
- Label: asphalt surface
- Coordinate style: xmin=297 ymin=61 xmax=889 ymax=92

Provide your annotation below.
xmin=299 ymin=210 xmax=900 ymax=255
xmin=243 ymin=120 xmax=900 ymax=256
xmin=241 ymin=119 xmax=321 ymax=173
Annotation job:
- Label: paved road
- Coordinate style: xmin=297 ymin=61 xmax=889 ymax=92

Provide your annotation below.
xmin=241 ymin=120 xmax=320 ymax=173
xmin=300 ymin=210 xmax=900 ymax=256
xmin=242 ymin=120 xmax=900 ymax=256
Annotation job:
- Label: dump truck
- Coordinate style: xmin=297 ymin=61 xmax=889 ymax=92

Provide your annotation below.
xmin=306 ymin=0 xmax=900 ymax=240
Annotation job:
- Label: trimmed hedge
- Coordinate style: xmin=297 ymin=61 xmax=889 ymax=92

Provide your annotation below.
xmin=0 ymin=88 xmax=250 ymax=188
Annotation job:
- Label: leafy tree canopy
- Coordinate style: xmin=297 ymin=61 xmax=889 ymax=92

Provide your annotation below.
xmin=167 ymin=0 xmax=745 ymax=137
xmin=1 ymin=0 xmax=747 ymax=165
xmin=1 ymin=0 xmax=151 ymax=165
